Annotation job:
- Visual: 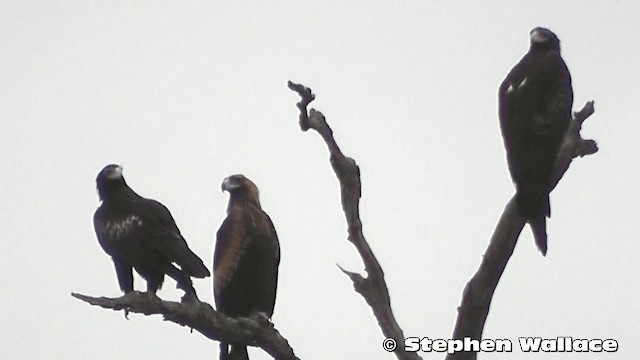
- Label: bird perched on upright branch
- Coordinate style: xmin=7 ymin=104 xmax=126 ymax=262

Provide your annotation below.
xmin=214 ymin=175 xmax=280 ymax=360
xmin=93 ymin=164 xmax=210 ymax=300
xmin=498 ymin=27 xmax=573 ymax=255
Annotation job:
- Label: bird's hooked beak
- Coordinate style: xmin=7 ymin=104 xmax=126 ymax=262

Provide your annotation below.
xmin=106 ymin=165 xmax=123 ymax=180
xmin=530 ymin=28 xmax=547 ymax=43
xmin=221 ymin=176 xmax=239 ymax=192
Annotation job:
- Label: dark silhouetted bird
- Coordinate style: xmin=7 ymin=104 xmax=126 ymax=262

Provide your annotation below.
xmin=499 ymin=27 xmax=573 ymax=255
xmin=214 ymin=175 xmax=280 ymax=360
xmin=93 ymin=164 xmax=210 ymax=300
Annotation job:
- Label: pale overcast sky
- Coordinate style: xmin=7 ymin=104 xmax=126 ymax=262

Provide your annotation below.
xmin=1 ymin=1 xmax=638 ymax=359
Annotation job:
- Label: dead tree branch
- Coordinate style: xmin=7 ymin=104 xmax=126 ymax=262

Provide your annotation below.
xmin=71 ymin=292 xmax=299 ymax=360
xmin=446 ymin=101 xmax=597 ymax=360
xmin=288 ymin=81 xmax=421 ymax=360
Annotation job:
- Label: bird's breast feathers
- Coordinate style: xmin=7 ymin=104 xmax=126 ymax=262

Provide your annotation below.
xmin=95 ymin=214 xmax=144 ymax=244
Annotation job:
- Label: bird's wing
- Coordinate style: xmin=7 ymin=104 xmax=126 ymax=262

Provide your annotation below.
xmin=253 ymin=211 xmax=280 ymax=317
xmin=536 ymin=51 xmax=573 ymax=125
xmin=498 ymin=55 xmax=530 ymax=183
xmin=93 ymin=208 xmax=110 ymax=250
xmin=132 ymin=198 xmax=210 ymax=278
xmin=213 ymin=207 xmax=253 ymax=298
xmin=520 ymin=51 xmax=572 ymax=171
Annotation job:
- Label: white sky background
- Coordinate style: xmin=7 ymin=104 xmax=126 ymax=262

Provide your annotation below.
xmin=1 ymin=1 xmax=638 ymax=359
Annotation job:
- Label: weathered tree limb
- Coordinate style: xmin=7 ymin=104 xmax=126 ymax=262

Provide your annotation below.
xmin=71 ymin=292 xmax=299 ymax=360
xmin=288 ymin=81 xmax=421 ymax=360
xmin=446 ymin=101 xmax=597 ymax=360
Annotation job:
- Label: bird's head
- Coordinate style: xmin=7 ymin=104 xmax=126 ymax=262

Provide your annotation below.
xmin=96 ymin=164 xmax=126 ymax=200
xmin=530 ymin=27 xmax=561 ymax=51
xmin=222 ymin=174 xmax=261 ymax=208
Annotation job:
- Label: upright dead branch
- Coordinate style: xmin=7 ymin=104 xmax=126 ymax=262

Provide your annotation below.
xmin=288 ymin=81 xmax=421 ymax=360
xmin=71 ymin=292 xmax=299 ymax=360
xmin=446 ymin=101 xmax=597 ymax=360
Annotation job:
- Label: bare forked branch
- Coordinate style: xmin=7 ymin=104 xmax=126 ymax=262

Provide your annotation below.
xmin=71 ymin=292 xmax=299 ymax=360
xmin=288 ymin=81 xmax=421 ymax=360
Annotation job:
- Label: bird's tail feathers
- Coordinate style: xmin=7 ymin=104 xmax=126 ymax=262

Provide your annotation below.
xmin=529 ymin=215 xmax=548 ymax=256
xmin=167 ymin=239 xmax=211 ymax=278
xmin=516 ymin=186 xmax=551 ymax=256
